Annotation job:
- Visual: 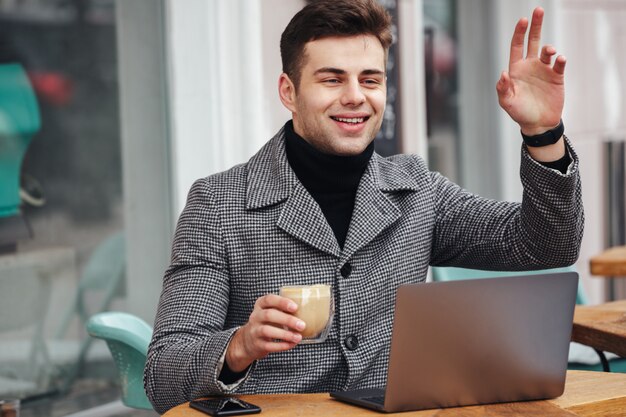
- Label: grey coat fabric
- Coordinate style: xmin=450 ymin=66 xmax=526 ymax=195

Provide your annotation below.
xmin=145 ymin=127 xmax=583 ymax=414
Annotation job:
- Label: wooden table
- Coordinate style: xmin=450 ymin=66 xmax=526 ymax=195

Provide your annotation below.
xmin=163 ymin=371 xmax=626 ymax=417
xmin=572 ymin=300 xmax=626 ymax=358
xmin=590 ymin=245 xmax=626 ymax=276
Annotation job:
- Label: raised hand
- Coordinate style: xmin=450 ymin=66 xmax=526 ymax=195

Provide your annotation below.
xmin=497 ymin=7 xmax=565 ymax=136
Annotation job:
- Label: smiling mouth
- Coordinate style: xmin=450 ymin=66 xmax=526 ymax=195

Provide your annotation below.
xmin=331 ymin=116 xmax=369 ymax=124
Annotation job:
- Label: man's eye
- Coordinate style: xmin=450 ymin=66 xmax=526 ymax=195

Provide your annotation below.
xmin=363 ymin=79 xmax=381 ymax=85
xmin=323 ymin=79 xmax=340 ymax=84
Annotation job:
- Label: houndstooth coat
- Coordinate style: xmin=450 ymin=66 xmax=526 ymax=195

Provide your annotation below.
xmin=145 ymin=126 xmax=583 ymax=414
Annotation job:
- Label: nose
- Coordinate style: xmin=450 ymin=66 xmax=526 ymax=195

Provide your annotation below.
xmin=340 ymin=79 xmax=366 ymax=107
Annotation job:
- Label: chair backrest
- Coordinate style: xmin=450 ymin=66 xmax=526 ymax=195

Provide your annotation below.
xmin=0 ymin=63 xmax=41 ymax=217
xmin=56 ymin=231 xmax=126 ymax=338
xmin=431 ymin=265 xmax=588 ymax=305
xmin=86 ymin=312 xmax=153 ymax=410
xmin=50 ymin=231 xmax=126 ymax=393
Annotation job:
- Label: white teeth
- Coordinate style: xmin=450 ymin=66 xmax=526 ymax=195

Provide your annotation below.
xmin=334 ymin=117 xmax=364 ymax=124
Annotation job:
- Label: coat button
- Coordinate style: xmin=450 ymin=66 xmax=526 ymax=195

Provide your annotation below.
xmin=340 ymin=263 xmax=352 ymax=278
xmin=344 ymin=335 xmax=358 ymax=351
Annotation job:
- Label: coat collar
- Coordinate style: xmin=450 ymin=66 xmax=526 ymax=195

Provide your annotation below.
xmin=245 ymin=128 xmax=420 ymax=209
xmin=339 ymin=154 xmax=421 ymax=261
xmin=245 ymin=127 xmax=421 ymax=257
xmin=245 ymin=127 xmax=295 ymax=210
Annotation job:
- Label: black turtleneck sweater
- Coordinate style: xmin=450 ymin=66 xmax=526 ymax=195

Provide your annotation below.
xmin=284 ymin=121 xmax=374 ymax=249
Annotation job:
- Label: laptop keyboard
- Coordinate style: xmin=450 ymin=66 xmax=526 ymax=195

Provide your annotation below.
xmin=362 ymin=395 xmax=385 ymax=405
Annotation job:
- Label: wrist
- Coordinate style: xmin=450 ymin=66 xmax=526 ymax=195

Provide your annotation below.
xmin=520 ymin=120 xmax=561 ymax=137
xmin=226 ymin=328 xmax=254 ymax=373
xmin=520 ymin=119 xmax=564 ymax=148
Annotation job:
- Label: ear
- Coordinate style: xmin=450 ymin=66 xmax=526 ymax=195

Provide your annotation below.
xmin=278 ymin=73 xmax=297 ymax=113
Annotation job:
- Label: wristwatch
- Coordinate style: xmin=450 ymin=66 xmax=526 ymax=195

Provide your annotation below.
xmin=521 ymin=119 xmax=564 ymax=147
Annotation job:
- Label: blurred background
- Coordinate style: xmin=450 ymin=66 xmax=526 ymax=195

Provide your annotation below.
xmin=0 ymin=0 xmax=624 ymax=416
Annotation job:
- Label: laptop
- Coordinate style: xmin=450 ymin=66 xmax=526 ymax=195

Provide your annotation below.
xmin=330 ymin=272 xmax=578 ymax=413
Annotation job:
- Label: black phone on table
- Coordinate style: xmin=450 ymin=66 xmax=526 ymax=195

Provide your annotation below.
xmin=189 ymin=397 xmax=261 ymax=416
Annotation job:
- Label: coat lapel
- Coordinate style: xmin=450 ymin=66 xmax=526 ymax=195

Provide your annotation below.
xmin=245 ymin=128 xmax=341 ymax=258
xmin=276 ymin=182 xmax=341 ymax=257
xmin=246 ymin=128 xmax=420 ymax=260
xmin=341 ymin=154 xmax=420 ymax=262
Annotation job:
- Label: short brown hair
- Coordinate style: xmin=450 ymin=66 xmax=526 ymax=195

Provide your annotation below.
xmin=280 ymin=0 xmax=393 ymax=88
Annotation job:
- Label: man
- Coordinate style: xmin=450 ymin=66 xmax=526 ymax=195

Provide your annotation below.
xmin=145 ymin=0 xmax=583 ymax=413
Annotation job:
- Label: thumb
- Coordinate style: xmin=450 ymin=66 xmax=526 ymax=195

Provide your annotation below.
xmin=496 ymin=71 xmax=511 ymax=97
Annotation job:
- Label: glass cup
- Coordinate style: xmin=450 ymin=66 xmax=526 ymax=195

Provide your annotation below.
xmin=0 ymin=399 xmax=20 ymax=417
xmin=279 ymin=284 xmax=334 ymax=344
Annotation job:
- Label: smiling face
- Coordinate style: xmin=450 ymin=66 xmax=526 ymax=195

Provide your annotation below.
xmin=278 ymin=35 xmax=387 ymax=156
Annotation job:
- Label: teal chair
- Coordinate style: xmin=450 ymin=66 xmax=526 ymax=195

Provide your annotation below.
xmin=54 ymin=232 xmax=126 ymax=391
xmin=86 ymin=312 xmax=154 ymax=410
xmin=0 ymin=233 xmax=125 ymax=396
xmin=431 ymin=266 xmax=626 ymax=373
xmin=0 ymin=63 xmax=40 ymax=218
xmin=57 ymin=232 xmax=126 ymax=339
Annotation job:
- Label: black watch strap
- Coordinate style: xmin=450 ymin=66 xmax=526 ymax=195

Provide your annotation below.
xmin=521 ymin=119 xmax=564 ymax=147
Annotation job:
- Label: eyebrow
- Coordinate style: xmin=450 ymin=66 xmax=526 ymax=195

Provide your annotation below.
xmin=313 ymin=67 xmax=385 ymax=77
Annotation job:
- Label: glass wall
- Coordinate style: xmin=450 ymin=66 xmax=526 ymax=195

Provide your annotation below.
xmin=0 ymin=0 xmax=123 ymax=400
xmin=423 ymin=0 xmax=460 ymax=183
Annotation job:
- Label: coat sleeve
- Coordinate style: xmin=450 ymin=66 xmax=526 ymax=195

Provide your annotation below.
xmin=144 ymin=178 xmax=253 ymax=414
xmin=429 ymin=137 xmax=584 ymax=270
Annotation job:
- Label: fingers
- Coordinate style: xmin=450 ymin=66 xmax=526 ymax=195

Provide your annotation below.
xmin=251 ymin=294 xmax=306 ymax=342
xmin=508 ymin=7 xmax=565 ymax=77
xmin=253 ymin=295 xmax=305 ymax=333
xmin=539 ymin=45 xmax=566 ymax=75
xmin=256 ymin=323 xmax=302 ymax=344
xmin=227 ymin=293 xmax=308 ymax=371
xmin=260 ymin=308 xmax=306 ymax=333
xmin=244 ymin=321 xmax=299 ymax=357
xmin=510 ymin=8 xmax=548 ymax=65
xmin=239 ymin=324 xmax=299 ymax=355
xmin=256 ymin=294 xmax=298 ymax=313
xmin=527 ymin=7 xmax=544 ymax=57
xmin=509 ymin=18 xmax=528 ymax=66
xmin=226 ymin=323 xmax=296 ymax=372
xmin=553 ymin=55 xmax=567 ymax=75
xmin=540 ymin=45 xmax=556 ymax=65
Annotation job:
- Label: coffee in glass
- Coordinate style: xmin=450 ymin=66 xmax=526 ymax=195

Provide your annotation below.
xmin=279 ymin=284 xmax=334 ymax=344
